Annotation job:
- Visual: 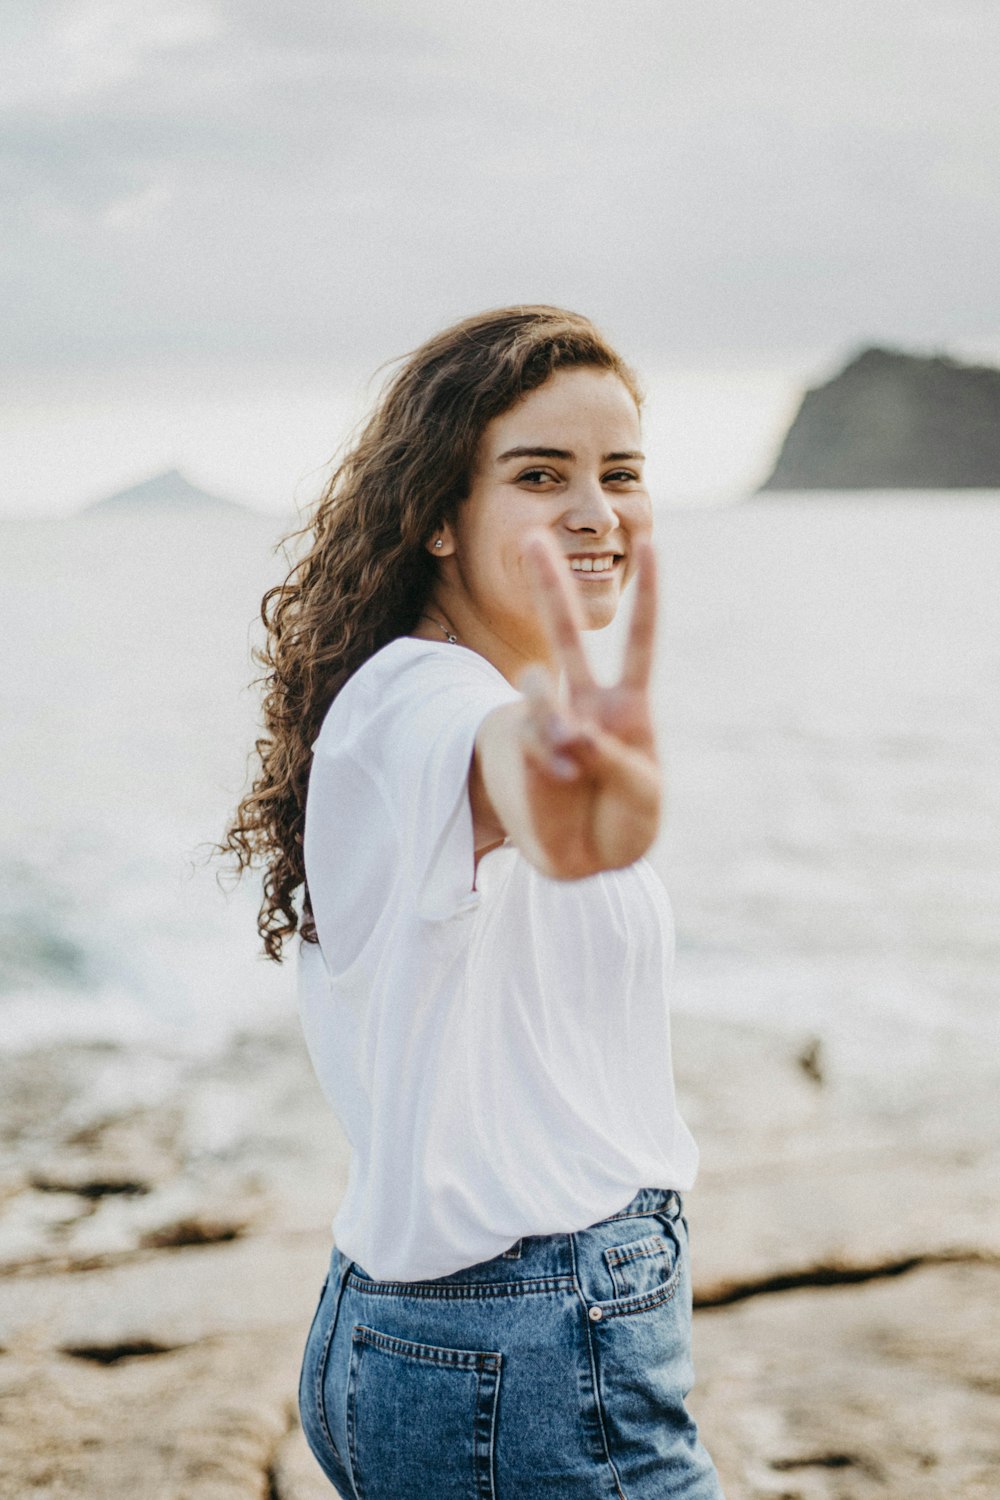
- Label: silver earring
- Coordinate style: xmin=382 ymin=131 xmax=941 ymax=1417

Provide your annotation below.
xmin=433 ymin=538 xmax=443 ymax=550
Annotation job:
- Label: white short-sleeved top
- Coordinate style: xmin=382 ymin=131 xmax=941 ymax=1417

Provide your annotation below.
xmin=298 ymin=635 xmax=698 ymax=1281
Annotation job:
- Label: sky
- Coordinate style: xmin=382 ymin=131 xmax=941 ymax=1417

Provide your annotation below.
xmin=3 ymin=0 xmax=999 ymax=514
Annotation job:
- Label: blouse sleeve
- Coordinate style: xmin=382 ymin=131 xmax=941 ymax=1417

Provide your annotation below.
xmin=304 ymin=645 xmax=519 ymax=970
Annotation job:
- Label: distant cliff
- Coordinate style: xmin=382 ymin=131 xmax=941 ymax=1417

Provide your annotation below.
xmin=83 ymin=468 xmax=247 ymax=513
xmin=759 ymin=347 xmax=1000 ymax=490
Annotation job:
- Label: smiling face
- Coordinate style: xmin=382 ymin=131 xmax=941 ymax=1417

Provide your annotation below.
xmin=422 ymin=366 xmax=652 ymax=680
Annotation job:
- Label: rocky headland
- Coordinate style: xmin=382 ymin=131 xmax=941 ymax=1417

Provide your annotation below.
xmin=82 ymin=468 xmax=248 ymax=514
xmin=1 ymin=1016 xmax=997 ymax=1498
xmin=759 ymin=346 xmax=1000 ymax=490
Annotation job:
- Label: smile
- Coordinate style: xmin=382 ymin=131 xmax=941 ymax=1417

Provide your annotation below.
xmin=567 ymin=553 xmax=622 ymax=577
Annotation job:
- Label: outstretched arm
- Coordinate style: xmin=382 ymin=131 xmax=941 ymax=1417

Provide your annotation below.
xmin=472 ymin=534 xmax=661 ymax=880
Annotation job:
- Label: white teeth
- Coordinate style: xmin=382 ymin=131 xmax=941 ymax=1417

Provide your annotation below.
xmin=569 ymin=556 xmax=615 ymax=573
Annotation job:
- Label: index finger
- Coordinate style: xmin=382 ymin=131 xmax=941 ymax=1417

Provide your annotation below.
xmin=524 ymin=533 xmax=596 ymax=695
xmin=620 ymin=539 xmax=658 ymax=692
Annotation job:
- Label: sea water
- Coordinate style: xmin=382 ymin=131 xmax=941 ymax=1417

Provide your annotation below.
xmin=1 ymin=496 xmax=997 ymax=1107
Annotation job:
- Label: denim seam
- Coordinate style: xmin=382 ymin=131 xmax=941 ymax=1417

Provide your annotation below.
xmin=346 ymin=1335 xmax=364 ymax=1500
xmin=347 ymin=1325 xmax=502 ymax=1499
xmin=353 ymin=1324 xmax=502 ymax=1371
xmin=298 ymin=1272 xmax=328 ymax=1418
xmin=593 ymin=1266 xmax=684 ymax=1321
xmin=474 ymin=1354 xmax=501 ymax=1500
xmin=603 ymin=1191 xmax=678 ymax=1223
xmin=605 ymin=1233 xmax=670 ymax=1267
xmin=345 ymin=1271 xmax=575 ymax=1299
xmin=313 ymin=1253 xmax=352 ymax=1462
xmin=568 ymin=1230 xmax=629 ymax=1500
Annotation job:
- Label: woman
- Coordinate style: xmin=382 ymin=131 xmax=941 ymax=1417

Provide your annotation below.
xmin=223 ymin=306 xmax=723 ymax=1498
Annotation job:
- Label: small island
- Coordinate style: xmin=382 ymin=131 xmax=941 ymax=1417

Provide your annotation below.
xmin=83 ymin=468 xmax=247 ymax=514
xmin=759 ymin=346 xmax=1000 ymax=490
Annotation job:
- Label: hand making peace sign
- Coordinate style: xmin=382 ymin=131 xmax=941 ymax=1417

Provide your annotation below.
xmin=514 ymin=531 xmax=661 ymax=880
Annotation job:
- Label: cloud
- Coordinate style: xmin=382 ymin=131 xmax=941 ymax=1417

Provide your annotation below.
xmin=2 ymin=0 xmax=999 ymax=378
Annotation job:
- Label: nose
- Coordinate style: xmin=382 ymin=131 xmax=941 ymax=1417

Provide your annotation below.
xmin=564 ymin=477 xmax=618 ymax=535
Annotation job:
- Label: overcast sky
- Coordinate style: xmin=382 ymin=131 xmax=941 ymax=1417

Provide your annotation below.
xmin=3 ymin=0 xmax=999 ymax=513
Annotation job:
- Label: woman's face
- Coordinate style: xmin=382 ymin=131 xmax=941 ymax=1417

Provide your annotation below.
xmin=430 ymin=366 xmax=652 ymax=676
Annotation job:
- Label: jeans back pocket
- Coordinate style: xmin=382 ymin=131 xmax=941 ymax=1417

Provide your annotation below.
xmin=346 ymin=1324 xmax=501 ymax=1500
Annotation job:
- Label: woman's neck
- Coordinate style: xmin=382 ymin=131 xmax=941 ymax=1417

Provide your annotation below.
xmin=409 ymin=599 xmax=553 ymax=686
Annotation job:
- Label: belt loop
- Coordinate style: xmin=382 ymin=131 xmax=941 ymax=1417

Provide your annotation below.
xmin=650 ymin=1193 xmax=682 ymax=1249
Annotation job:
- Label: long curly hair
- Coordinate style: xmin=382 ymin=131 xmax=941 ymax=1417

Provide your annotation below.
xmin=219 ymin=305 xmax=642 ymax=960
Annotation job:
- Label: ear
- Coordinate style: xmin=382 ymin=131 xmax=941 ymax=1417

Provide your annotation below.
xmin=425 ymin=521 xmax=456 ymax=558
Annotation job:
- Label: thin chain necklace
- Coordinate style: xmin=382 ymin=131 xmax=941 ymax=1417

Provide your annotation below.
xmin=419 ymin=612 xmax=460 ymax=645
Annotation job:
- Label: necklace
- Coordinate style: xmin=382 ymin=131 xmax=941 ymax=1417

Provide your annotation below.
xmin=420 ymin=612 xmax=459 ymax=645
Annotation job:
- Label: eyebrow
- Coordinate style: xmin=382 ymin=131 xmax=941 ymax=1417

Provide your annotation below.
xmin=495 ymin=446 xmax=645 ymax=464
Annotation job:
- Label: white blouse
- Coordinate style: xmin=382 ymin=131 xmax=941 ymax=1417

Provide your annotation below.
xmin=298 ymin=635 xmax=698 ymax=1281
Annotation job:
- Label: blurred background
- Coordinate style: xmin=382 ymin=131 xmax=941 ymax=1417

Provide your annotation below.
xmin=1 ymin=4 xmax=998 ymax=1498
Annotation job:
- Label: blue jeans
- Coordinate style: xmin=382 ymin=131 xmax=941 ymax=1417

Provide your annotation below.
xmin=298 ymin=1187 xmax=724 ymax=1498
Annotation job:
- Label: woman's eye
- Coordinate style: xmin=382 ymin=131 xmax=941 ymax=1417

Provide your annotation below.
xmin=604 ymin=469 xmax=640 ymax=484
xmin=517 ymin=469 xmax=556 ymax=485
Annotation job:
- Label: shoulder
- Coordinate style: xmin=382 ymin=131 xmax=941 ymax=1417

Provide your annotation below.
xmin=313 ymin=638 xmax=517 ymax=757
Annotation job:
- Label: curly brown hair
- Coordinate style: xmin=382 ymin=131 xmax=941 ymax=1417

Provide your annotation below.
xmin=219 ymin=305 xmax=643 ymax=960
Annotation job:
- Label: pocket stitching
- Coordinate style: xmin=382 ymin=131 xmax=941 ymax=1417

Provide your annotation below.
xmin=598 ymin=1217 xmax=685 ymax=1318
xmin=346 ymin=1325 xmax=502 ymax=1499
xmin=593 ymin=1262 xmax=684 ymax=1320
xmin=604 ymin=1231 xmax=671 ymax=1268
xmin=353 ymin=1323 xmax=501 ymax=1371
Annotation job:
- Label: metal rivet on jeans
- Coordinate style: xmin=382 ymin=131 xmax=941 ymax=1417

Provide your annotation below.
xmin=588 ymin=1305 xmax=604 ymax=1321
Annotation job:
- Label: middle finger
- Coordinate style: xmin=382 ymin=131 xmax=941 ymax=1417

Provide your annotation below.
xmin=524 ymin=533 xmax=595 ymax=695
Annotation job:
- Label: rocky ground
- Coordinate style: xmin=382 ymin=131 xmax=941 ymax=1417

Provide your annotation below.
xmin=0 ymin=1016 xmax=997 ymax=1499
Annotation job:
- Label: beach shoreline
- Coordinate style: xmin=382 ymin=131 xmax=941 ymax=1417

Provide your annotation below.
xmin=1 ymin=1012 xmax=997 ymax=1498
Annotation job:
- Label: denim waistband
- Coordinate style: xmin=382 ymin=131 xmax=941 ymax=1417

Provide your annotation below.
xmin=602 ymin=1186 xmax=681 ymax=1223
xmin=341 ymin=1187 xmax=683 ymax=1293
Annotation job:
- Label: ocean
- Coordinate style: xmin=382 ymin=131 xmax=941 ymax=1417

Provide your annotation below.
xmin=2 ymin=495 xmax=997 ymax=1112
